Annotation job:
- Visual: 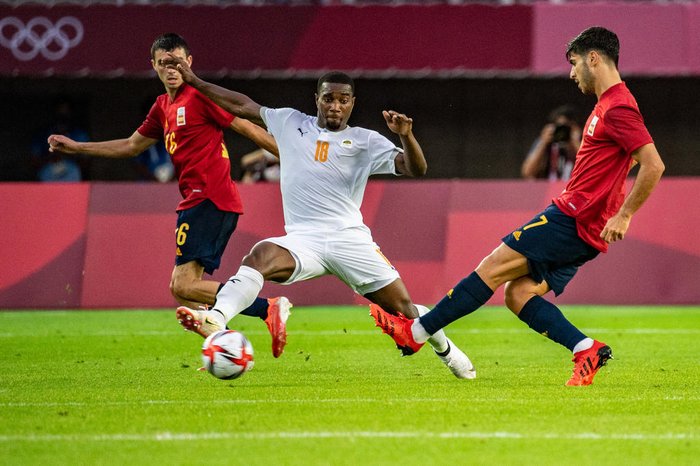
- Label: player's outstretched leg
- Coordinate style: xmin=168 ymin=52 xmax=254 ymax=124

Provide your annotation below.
xmin=177 ymin=297 xmax=292 ymax=359
xmin=566 ymin=340 xmax=613 ymax=386
xmin=264 ymin=297 xmax=292 ymax=358
xmin=412 ymin=304 xmax=476 ymax=379
xmin=436 ymin=338 xmax=476 ymax=379
xmin=369 ymin=304 xmax=424 ymax=355
xmin=514 ymin=295 xmax=612 ymax=386
xmin=176 ymin=306 xmax=225 ymax=338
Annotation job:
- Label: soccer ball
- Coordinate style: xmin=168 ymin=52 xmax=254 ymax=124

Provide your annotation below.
xmin=201 ymin=330 xmax=254 ymax=380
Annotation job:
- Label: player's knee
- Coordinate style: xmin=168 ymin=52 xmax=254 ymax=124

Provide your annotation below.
xmin=504 ymin=281 xmax=528 ymax=313
xmin=475 ymin=253 xmax=501 ymax=287
xmin=242 ymin=241 xmax=278 ymax=269
xmin=169 ymin=277 xmax=184 ymax=300
xmin=170 ymin=275 xmax=193 ymax=302
xmin=242 ymin=243 xmax=294 ymax=280
xmin=241 ymin=251 xmax=264 ymax=270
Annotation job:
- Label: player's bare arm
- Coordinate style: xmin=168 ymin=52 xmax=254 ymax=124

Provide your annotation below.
xmin=601 ymin=143 xmax=665 ymax=243
xmin=165 ymin=53 xmax=263 ymax=125
xmin=230 ymin=118 xmax=279 ymax=157
xmin=383 ymin=110 xmax=427 ymax=177
xmin=48 ymin=131 xmax=156 ymax=159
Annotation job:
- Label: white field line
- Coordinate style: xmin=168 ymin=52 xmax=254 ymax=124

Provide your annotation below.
xmin=0 ymin=328 xmax=698 ymax=338
xmin=3 ymin=394 xmax=698 ymax=408
xmin=0 ymin=431 xmax=694 ymax=442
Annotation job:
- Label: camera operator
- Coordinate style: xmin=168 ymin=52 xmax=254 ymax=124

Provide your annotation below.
xmin=521 ymin=105 xmax=582 ymax=181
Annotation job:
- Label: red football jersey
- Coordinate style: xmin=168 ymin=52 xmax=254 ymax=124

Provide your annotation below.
xmin=137 ymin=84 xmax=243 ymax=213
xmin=554 ymin=82 xmax=653 ymax=252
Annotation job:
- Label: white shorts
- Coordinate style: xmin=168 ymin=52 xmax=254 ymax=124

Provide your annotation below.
xmin=259 ymin=227 xmax=400 ymax=295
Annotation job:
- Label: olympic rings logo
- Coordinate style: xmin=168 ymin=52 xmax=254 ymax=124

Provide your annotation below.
xmin=0 ymin=16 xmax=83 ymax=61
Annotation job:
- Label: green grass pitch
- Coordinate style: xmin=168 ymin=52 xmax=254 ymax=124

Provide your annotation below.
xmin=1 ymin=306 xmax=698 ymax=465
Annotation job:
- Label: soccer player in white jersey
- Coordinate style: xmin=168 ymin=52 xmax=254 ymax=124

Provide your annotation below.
xmin=166 ymin=55 xmax=475 ymax=379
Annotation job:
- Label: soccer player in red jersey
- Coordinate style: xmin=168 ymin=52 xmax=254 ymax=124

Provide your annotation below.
xmin=371 ymin=26 xmax=665 ymax=385
xmin=48 ymin=33 xmax=291 ymax=357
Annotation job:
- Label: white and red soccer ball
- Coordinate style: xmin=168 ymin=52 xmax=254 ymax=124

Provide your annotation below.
xmin=201 ymin=330 xmax=254 ymax=380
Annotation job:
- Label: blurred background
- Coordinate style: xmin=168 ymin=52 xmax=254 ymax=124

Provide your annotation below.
xmin=2 ymin=0 xmax=699 ymax=308
xmin=2 ymin=0 xmax=698 ymax=182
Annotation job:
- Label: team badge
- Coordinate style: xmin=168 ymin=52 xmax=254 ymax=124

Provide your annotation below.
xmin=341 ymin=139 xmax=353 ymax=148
xmin=177 ymin=106 xmax=186 ymax=126
xmin=587 ymin=115 xmax=599 ymax=136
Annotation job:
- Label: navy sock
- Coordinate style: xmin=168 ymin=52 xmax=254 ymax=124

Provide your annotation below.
xmin=518 ymin=295 xmax=586 ymax=351
xmin=238 ymin=297 xmax=269 ymax=320
xmin=419 ymin=272 xmax=493 ymax=335
xmin=215 ymin=282 xmax=268 ymax=320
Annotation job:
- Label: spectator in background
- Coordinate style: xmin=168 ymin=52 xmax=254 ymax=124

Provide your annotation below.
xmin=30 ymin=98 xmax=89 ymax=182
xmin=521 ymin=105 xmax=582 ymax=181
xmin=134 ymin=140 xmax=175 ymax=182
xmin=240 ymin=147 xmax=280 ymax=184
xmin=134 ymin=99 xmax=175 ymax=183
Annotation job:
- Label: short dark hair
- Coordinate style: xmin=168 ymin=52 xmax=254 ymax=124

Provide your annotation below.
xmin=548 ymin=104 xmax=577 ymax=123
xmin=565 ymin=26 xmax=619 ymax=67
xmin=150 ymin=33 xmax=191 ymax=59
xmin=317 ymin=71 xmax=355 ymax=95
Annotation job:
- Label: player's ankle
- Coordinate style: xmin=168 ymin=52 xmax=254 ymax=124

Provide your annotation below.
xmin=412 ymin=319 xmax=430 ymax=344
xmin=209 ymin=309 xmax=227 ymax=327
xmin=572 ymin=337 xmax=594 ymax=354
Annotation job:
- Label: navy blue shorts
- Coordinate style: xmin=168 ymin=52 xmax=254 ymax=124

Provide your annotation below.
xmin=502 ymin=203 xmax=599 ymax=296
xmin=175 ymin=199 xmax=239 ymax=275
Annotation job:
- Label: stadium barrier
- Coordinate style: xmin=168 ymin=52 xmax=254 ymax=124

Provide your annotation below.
xmin=2 ymin=3 xmax=700 ymax=77
xmin=1 ymin=179 xmax=698 ymax=309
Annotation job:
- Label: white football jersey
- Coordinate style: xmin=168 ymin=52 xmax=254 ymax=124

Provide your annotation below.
xmin=261 ymin=107 xmax=401 ymax=233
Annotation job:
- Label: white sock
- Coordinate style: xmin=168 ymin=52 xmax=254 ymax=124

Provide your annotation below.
xmin=413 ymin=304 xmax=443 ymax=349
xmin=213 ymin=265 xmax=264 ymax=324
xmin=415 ymin=304 xmax=448 ymax=352
xmin=572 ymin=337 xmax=594 ymax=354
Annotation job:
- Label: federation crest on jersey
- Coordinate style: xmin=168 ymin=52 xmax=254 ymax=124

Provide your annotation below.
xmin=587 ymin=115 xmax=599 ymax=136
xmin=341 ymin=139 xmax=353 ymax=148
xmin=177 ymin=106 xmax=186 ymax=126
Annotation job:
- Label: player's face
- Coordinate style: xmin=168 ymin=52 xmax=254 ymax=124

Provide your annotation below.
xmin=152 ymin=47 xmax=191 ymax=92
xmin=315 ymin=83 xmax=355 ymax=131
xmin=568 ymin=52 xmax=595 ymax=95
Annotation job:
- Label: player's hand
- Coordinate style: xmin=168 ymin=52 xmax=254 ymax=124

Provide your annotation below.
xmin=383 ymin=110 xmax=413 ymax=136
xmin=164 ymin=53 xmax=197 ymax=84
xmin=600 ymin=212 xmax=631 ymax=244
xmin=540 ymin=124 xmax=555 ymax=144
xmin=568 ymin=123 xmax=583 ymax=145
xmin=47 ymin=134 xmax=77 ymax=154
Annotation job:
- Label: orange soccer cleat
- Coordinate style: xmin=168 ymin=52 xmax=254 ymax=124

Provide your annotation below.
xmin=369 ymin=304 xmax=424 ymax=356
xmin=566 ymin=340 xmax=613 ymax=386
xmin=264 ymin=297 xmax=292 ymax=358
